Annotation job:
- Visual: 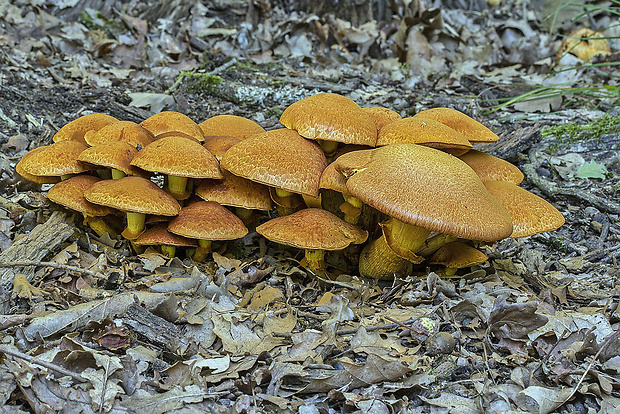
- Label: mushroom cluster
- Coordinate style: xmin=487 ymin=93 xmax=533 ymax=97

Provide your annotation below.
xmin=16 ymin=94 xmax=565 ymax=278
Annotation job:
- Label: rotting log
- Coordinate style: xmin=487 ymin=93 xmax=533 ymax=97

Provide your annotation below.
xmin=0 ymin=211 xmax=74 ymax=313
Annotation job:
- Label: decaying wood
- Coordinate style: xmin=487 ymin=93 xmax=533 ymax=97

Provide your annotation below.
xmin=0 ymin=211 xmax=74 ymax=313
xmin=476 ymin=125 xmax=539 ymax=161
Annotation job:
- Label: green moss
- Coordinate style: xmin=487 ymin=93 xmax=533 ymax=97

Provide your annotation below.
xmin=264 ymin=107 xmax=284 ymax=119
xmin=543 ymin=114 xmax=620 ymax=153
xmin=178 ymin=72 xmax=223 ymax=93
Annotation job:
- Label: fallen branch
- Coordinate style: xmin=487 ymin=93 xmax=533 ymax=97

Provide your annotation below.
xmin=0 ymin=346 xmax=87 ymax=383
xmin=0 ymin=260 xmax=107 ymax=280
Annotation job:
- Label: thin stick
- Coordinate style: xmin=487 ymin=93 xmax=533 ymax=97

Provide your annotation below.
xmin=0 ymin=261 xmax=107 ymax=280
xmin=0 ymin=346 xmax=87 ymax=383
xmin=561 ymin=329 xmax=620 ymax=406
xmin=336 ymin=318 xmax=417 ymax=336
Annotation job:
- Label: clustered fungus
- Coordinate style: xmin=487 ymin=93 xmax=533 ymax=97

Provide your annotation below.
xmin=16 ymin=99 xmax=565 ymax=277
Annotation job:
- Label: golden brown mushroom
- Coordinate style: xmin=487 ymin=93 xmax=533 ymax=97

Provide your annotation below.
xmin=53 ymin=114 xmax=118 ymax=144
xmin=428 ymin=241 xmax=488 ymax=276
xmin=199 ymin=115 xmax=265 ymax=140
xmin=140 ymin=111 xmax=205 ymax=142
xmin=412 ymin=108 xmax=499 ymax=143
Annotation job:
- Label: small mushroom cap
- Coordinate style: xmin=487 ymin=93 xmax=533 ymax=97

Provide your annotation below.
xmin=333 ymin=144 xmax=513 ymax=242
xmin=459 ymin=150 xmax=524 ymax=184
xmin=377 ymin=117 xmax=473 ymax=156
xmin=196 ymin=170 xmax=272 ymax=211
xmin=84 ymin=121 xmax=154 ymax=149
xmin=557 ymin=28 xmax=611 ymax=62
xmin=78 ymin=141 xmax=147 ymax=177
xmin=319 ymin=163 xmax=350 ymax=195
xmin=362 ymin=106 xmax=402 ymax=130
xmin=16 ymin=147 xmax=61 ymax=184
xmin=140 ymin=111 xmax=205 ymax=142
xmin=47 ymin=175 xmax=114 ymax=216
xmin=17 ymin=141 xmax=92 ymax=176
xmin=131 ymin=135 xmax=222 ymax=179
xmin=280 ymin=93 xmax=377 ymax=146
xmin=168 ymin=201 xmax=248 ymax=240
xmin=256 ymin=208 xmax=368 ymax=250
xmin=135 ymin=223 xmax=197 ymax=247
xmin=53 ymin=114 xmax=118 ymax=144
xmin=84 ymin=176 xmax=181 ymax=216
xmin=203 ymin=135 xmax=241 ymax=161
xmin=199 ymin=115 xmax=265 ymax=140
xmin=429 ymin=241 xmax=488 ymax=268
xmin=413 ymin=108 xmax=499 ymax=143
xmin=484 ymin=180 xmax=565 ymax=238
xmin=220 ymin=128 xmax=328 ymax=197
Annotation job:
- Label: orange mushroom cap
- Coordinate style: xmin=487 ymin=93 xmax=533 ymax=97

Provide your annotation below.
xmin=168 ymin=201 xmax=248 ymax=241
xmin=199 ymin=115 xmax=265 ymax=140
xmin=413 ymin=108 xmax=499 ymax=143
xmin=459 ymin=150 xmax=524 ymax=184
xmin=140 ymin=111 xmax=205 ymax=142
xmin=84 ymin=120 xmax=154 ymax=149
xmin=53 ymin=114 xmax=118 ymax=144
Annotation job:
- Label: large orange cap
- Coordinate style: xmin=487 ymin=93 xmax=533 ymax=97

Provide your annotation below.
xmin=429 ymin=241 xmax=488 ymax=268
xmin=135 ymin=223 xmax=197 ymax=247
xmin=220 ymin=128 xmax=327 ymax=197
xmin=140 ymin=111 xmax=205 ymax=142
xmin=168 ymin=201 xmax=248 ymax=240
xmin=362 ymin=106 xmax=402 ymax=130
xmin=459 ymin=150 xmax=524 ymax=184
xmin=196 ymin=170 xmax=272 ymax=211
xmin=413 ymin=108 xmax=499 ymax=143
xmin=47 ymin=175 xmax=114 ymax=216
xmin=84 ymin=176 xmax=181 ymax=216
xmin=377 ymin=117 xmax=472 ymax=156
xmin=484 ymin=180 xmax=564 ymax=238
xmin=203 ymin=135 xmax=241 ymax=161
xmin=280 ymin=93 xmax=377 ymax=146
xmin=16 ymin=147 xmax=61 ymax=184
xmin=78 ymin=141 xmax=148 ymax=177
xmin=199 ymin=115 xmax=265 ymax=140
xmin=131 ymin=135 xmax=222 ymax=179
xmin=333 ymin=144 xmax=513 ymax=242
xmin=319 ymin=163 xmax=349 ymax=195
xmin=17 ymin=141 xmax=92 ymax=177
xmin=256 ymin=208 xmax=368 ymax=250
xmin=53 ymin=114 xmax=118 ymax=144
xmin=84 ymin=120 xmax=154 ymax=149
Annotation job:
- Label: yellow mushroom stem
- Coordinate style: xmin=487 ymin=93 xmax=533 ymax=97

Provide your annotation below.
xmin=359 ymin=235 xmax=412 ymax=280
xmin=341 ymin=195 xmax=363 ymax=224
xmin=111 ymin=169 xmax=126 ymax=180
xmin=60 ymin=174 xmax=73 ymax=181
xmin=274 ymin=188 xmax=297 ymax=216
xmin=82 ymin=215 xmax=118 ymax=238
xmin=318 ymin=140 xmax=339 ymax=157
xmin=304 ymin=249 xmax=326 ymax=274
xmin=167 ymin=175 xmax=188 ymax=199
xmin=417 ymin=234 xmax=459 ymax=257
xmin=235 ymin=207 xmax=254 ymax=225
xmin=160 ymin=245 xmax=176 ymax=258
xmin=192 ymin=239 xmax=212 ymax=262
xmin=385 ymin=218 xmax=431 ymax=254
xmin=444 ymin=267 xmax=458 ymax=277
xmin=122 ymin=212 xmax=146 ymax=240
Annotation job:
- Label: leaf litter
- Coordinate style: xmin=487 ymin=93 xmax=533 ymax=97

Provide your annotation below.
xmin=0 ymin=0 xmax=619 ymax=412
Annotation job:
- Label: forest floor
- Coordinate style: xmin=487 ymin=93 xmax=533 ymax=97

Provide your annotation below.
xmin=0 ymin=0 xmax=619 ymax=413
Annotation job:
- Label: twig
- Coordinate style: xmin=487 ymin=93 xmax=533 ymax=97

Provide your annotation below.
xmin=0 ymin=346 xmax=87 ymax=383
xmin=561 ymin=329 xmax=620 ymax=406
xmin=336 ymin=318 xmax=417 ymax=336
xmin=0 ymin=261 xmax=107 ymax=280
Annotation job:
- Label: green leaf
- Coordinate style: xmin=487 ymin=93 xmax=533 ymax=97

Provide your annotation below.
xmin=575 ymin=160 xmax=608 ymax=180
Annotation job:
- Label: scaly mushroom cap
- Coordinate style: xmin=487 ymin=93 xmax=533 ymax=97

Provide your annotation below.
xmin=140 ymin=111 xmax=205 ymax=142
xmin=413 ymin=108 xmax=499 ymax=143
xmin=319 ymin=163 xmax=350 ymax=195
xmin=362 ymin=106 xmax=402 ymax=130
xmin=47 ymin=175 xmax=114 ymax=216
xmin=84 ymin=176 xmax=181 ymax=216
xmin=52 ymin=114 xmax=118 ymax=144
xmin=333 ymin=144 xmax=513 ymax=242
xmin=78 ymin=141 xmax=147 ymax=177
xmin=199 ymin=115 xmax=265 ymax=140
xmin=429 ymin=241 xmax=488 ymax=269
xmin=220 ymin=128 xmax=327 ymax=197
xmin=135 ymin=223 xmax=197 ymax=247
xmin=16 ymin=147 xmax=61 ymax=184
xmin=130 ymin=135 xmax=222 ymax=179
xmin=377 ymin=117 xmax=473 ymax=156
xmin=168 ymin=201 xmax=248 ymax=240
xmin=484 ymin=180 xmax=565 ymax=238
xmin=196 ymin=170 xmax=272 ymax=211
xmin=459 ymin=150 xmax=524 ymax=184
xmin=256 ymin=208 xmax=368 ymax=250
xmin=17 ymin=141 xmax=92 ymax=177
xmin=556 ymin=28 xmax=611 ymax=62
xmin=84 ymin=120 xmax=154 ymax=149
xmin=280 ymin=93 xmax=377 ymax=146
xmin=203 ymin=135 xmax=241 ymax=161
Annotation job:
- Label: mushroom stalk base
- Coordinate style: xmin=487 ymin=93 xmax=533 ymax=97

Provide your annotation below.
xmin=417 ymin=234 xmax=458 ymax=257
xmin=359 ymin=235 xmax=412 ymax=280
xmin=83 ymin=214 xmax=118 ymax=238
xmin=167 ymin=175 xmax=189 ymax=199
xmin=318 ymin=140 xmax=339 ymax=157
xmin=161 ymin=245 xmax=176 ymax=258
xmin=235 ymin=208 xmax=254 ymax=225
xmin=387 ymin=218 xmax=430 ymax=254
xmin=192 ymin=239 xmax=212 ymax=262
xmin=305 ymin=249 xmax=326 ymax=275
xmin=111 ymin=169 xmax=126 ymax=180
xmin=122 ymin=212 xmax=146 ymax=240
